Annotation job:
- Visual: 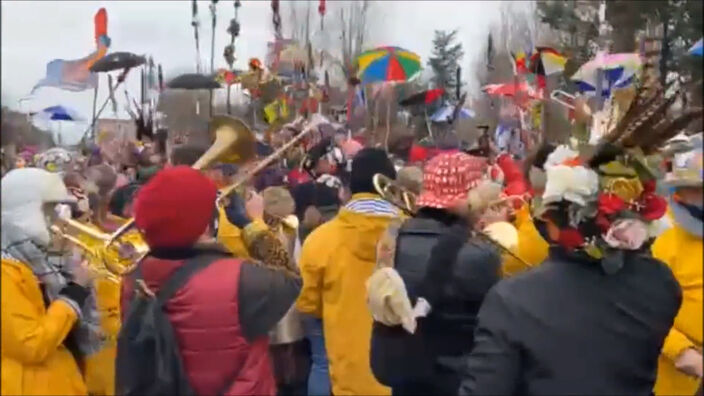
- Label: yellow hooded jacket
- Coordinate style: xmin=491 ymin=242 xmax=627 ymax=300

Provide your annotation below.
xmin=296 ymin=193 xmax=397 ymax=395
xmin=653 ymin=223 xmax=702 ymax=395
xmin=216 ymin=205 xmax=251 ymax=259
xmin=1 ymin=257 xmax=88 ymax=395
xmin=77 ymin=225 xmax=143 ymax=396
xmin=502 ymin=204 xmax=549 ymax=277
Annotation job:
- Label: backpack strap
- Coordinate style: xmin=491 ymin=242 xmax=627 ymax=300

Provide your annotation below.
xmin=155 ymin=252 xmax=229 ymax=306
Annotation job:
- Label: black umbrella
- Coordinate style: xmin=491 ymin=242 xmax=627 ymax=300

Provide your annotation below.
xmin=167 ymin=73 xmax=221 ymax=90
xmin=399 ymin=88 xmax=444 ymax=107
xmin=89 ymin=52 xmax=146 ymax=73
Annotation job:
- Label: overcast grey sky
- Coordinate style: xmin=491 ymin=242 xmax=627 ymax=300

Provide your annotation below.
xmin=1 ymin=0 xmax=507 ymax=144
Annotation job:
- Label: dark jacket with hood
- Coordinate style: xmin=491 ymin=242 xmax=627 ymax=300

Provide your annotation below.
xmin=458 ymin=247 xmax=682 ymax=396
xmin=371 ymin=208 xmax=502 ymax=395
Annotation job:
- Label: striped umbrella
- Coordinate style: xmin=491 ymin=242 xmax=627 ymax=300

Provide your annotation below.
xmin=356 ymin=46 xmax=421 ymax=84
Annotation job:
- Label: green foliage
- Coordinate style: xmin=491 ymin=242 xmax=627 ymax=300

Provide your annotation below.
xmin=427 ymin=29 xmax=464 ymax=98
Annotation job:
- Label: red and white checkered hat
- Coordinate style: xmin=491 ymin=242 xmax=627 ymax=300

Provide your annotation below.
xmin=416 ymin=152 xmax=488 ymax=209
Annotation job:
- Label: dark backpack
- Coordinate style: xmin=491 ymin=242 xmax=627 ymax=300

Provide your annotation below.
xmin=116 ymin=252 xmax=227 ymax=396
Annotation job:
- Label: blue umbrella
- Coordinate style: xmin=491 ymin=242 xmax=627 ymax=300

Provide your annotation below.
xmin=430 ymin=105 xmax=475 ymax=123
xmin=38 ymin=105 xmax=83 ymax=121
xmin=689 ymin=38 xmax=703 ymax=56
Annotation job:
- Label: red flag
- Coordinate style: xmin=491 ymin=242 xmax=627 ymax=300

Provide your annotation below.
xmin=318 ymin=0 xmax=326 ymax=15
xmin=94 ymin=8 xmax=107 ymax=45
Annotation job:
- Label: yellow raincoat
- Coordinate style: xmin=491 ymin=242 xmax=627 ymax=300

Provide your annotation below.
xmin=1 ymin=257 xmax=88 ymax=395
xmin=77 ymin=224 xmax=141 ymax=396
xmin=653 ymin=224 xmax=702 ymax=395
xmin=297 ymin=193 xmax=398 ymax=396
xmin=216 ymin=205 xmax=251 ymax=259
xmin=502 ymin=204 xmax=549 ymax=277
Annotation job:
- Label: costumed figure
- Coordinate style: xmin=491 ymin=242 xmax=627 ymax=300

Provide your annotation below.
xmin=653 ymin=133 xmax=703 ymax=395
xmin=366 ymin=152 xmax=505 ymax=395
xmin=1 ymin=168 xmax=103 ymax=395
xmin=458 ymin=57 xmax=703 ymax=393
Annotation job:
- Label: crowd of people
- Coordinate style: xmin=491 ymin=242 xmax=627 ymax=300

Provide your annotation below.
xmin=1 ymin=74 xmax=703 ymax=396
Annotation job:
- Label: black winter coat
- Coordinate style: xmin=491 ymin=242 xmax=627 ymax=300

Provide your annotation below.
xmin=459 ymin=247 xmax=682 ymax=396
xmin=371 ymin=210 xmax=502 ymax=395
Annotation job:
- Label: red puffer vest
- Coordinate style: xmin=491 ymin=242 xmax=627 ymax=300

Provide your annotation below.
xmin=121 ymin=256 xmax=276 ymax=396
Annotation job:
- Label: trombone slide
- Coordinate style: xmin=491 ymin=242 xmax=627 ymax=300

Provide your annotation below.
xmin=550 ymin=90 xmax=576 ymax=110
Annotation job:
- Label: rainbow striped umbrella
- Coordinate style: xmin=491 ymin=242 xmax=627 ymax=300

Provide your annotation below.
xmin=356 ymin=46 xmax=421 ymax=84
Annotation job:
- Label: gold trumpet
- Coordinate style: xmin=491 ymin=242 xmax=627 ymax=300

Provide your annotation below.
xmin=50 ymin=218 xmax=149 ymax=283
xmin=372 ymin=172 xmax=530 ymax=267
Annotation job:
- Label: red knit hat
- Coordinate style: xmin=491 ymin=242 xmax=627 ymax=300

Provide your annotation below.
xmin=134 ymin=166 xmax=217 ymax=249
xmin=416 ymin=152 xmax=487 ymax=209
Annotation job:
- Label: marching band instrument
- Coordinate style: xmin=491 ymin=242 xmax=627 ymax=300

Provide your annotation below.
xmin=106 ymin=115 xmax=257 ymax=251
xmin=550 ymin=89 xmax=576 ymax=110
xmin=372 ymin=172 xmax=530 ymax=267
xmin=373 ymin=173 xmax=416 ymax=215
xmin=50 ymin=217 xmax=149 ymax=282
xmin=216 ymin=116 xmax=321 ymax=207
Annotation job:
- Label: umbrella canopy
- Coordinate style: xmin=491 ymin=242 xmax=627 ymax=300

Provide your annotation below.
xmin=482 ymin=82 xmax=541 ymax=99
xmin=399 ymin=88 xmax=444 ymax=107
xmin=356 ymin=46 xmax=421 ymax=84
xmin=167 ymin=73 xmax=221 ymax=90
xmin=37 ymin=105 xmax=83 ymax=121
xmin=89 ymin=51 xmax=146 ymax=72
xmin=430 ymin=105 xmax=474 ymax=123
xmin=571 ymin=52 xmax=641 ymax=96
xmin=689 ymin=38 xmax=703 ymax=56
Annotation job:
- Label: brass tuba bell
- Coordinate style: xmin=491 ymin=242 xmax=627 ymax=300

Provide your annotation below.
xmin=106 ymin=115 xmax=258 ymax=249
xmin=192 ymin=115 xmax=257 ymax=170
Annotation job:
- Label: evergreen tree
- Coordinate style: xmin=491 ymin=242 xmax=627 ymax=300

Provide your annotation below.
xmin=428 ymin=29 xmax=464 ymax=99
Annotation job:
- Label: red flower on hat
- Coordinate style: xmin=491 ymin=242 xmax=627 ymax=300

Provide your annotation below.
xmin=638 ymin=192 xmax=667 ymax=221
xmin=598 ymin=193 xmax=626 ymax=215
xmin=595 ymin=213 xmax=612 ymax=233
xmin=558 ymin=227 xmax=585 ymax=250
xmin=642 ymin=179 xmax=656 ymax=193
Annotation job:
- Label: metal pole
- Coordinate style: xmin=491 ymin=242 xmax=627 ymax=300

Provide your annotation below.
xmin=209 ymin=1 xmax=217 ymax=117
xmin=90 ymin=78 xmax=99 ymax=141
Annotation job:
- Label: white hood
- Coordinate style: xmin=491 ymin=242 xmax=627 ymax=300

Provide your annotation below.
xmin=1 ymin=168 xmax=76 ymax=247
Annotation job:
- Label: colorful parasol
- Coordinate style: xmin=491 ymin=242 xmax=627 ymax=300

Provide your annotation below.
xmin=571 ymin=52 xmax=641 ymax=96
xmin=482 ymin=82 xmax=541 ymax=100
xmin=356 ymin=46 xmax=421 ymax=84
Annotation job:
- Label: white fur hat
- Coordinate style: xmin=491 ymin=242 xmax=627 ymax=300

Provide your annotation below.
xmin=1 ymin=168 xmax=76 ymax=246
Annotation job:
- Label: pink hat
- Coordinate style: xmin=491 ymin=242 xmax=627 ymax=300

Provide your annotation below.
xmin=416 ymin=152 xmax=487 ymax=209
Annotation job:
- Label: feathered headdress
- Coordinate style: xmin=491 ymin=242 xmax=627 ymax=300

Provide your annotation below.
xmin=536 ymin=33 xmax=703 ymax=273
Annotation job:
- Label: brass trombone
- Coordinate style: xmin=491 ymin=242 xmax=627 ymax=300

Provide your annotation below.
xmin=106 ymin=114 xmax=318 ymax=252
xmin=105 ymin=115 xmax=258 ymax=247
